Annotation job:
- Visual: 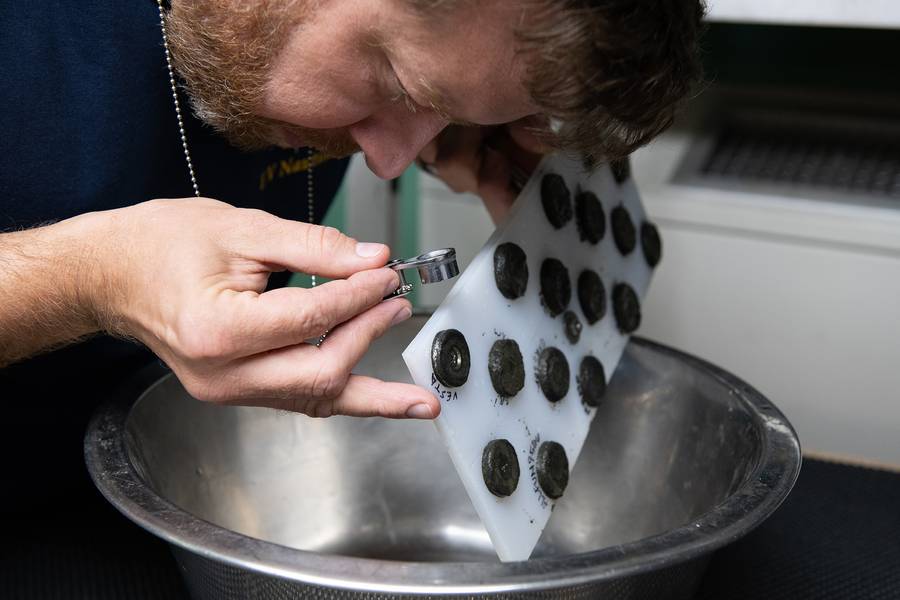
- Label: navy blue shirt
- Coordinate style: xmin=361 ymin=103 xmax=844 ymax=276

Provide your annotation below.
xmin=0 ymin=2 xmax=349 ymax=511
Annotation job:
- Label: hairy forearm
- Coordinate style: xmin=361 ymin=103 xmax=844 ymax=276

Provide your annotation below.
xmin=0 ymin=213 xmax=109 ymax=367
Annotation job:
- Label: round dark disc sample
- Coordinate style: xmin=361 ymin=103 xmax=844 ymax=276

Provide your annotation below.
xmin=488 ymin=339 xmax=525 ymax=398
xmin=578 ymin=356 xmax=607 ymax=408
xmin=536 ymin=441 xmax=569 ymax=499
xmin=612 ymin=283 xmax=641 ymax=334
xmin=577 ymin=270 xmax=607 ymax=325
xmin=540 ymin=173 xmax=573 ymax=229
xmin=536 ymin=346 xmax=570 ymax=402
xmin=641 ymin=221 xmax=662 ymax=268
xmin=611 ymin=205 xmax=636 ymax=256
xmin=540 ymin=258 xmax=571 ymax=317
xmin=493 ymin=242 xmax=529 ymax=300
xmin=431 ymin=329 xmax=471 ymax=387
xmin=563 ymin=311 xmax=582 ymax=344
xmin=482 ymin=439 xmax=520 ymax=497
xmin=610 ymin=156 xmax=631 ymax=184
xmin=574 ymin=190 xmax=605 ymax=244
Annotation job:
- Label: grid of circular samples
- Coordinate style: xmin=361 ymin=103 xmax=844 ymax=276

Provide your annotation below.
xmin=403 ymin=153 xmax=660 ymax=562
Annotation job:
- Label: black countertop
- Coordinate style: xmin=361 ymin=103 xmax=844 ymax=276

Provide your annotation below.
xmin=2 ymin=457 xmax=899 ymax=599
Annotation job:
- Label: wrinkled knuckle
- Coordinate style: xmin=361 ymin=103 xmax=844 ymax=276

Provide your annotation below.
xmin=311 ymin=399 xmax=337 ymax=419
xmin=309 ymin=364 xmax=344 ymax=400
xmin=289 ymin=396 xmax=311 ymax=416
xmin=241 ymin=207 xmax=270 ymax=224
xmin=176 ymin=322 xmax=235 ymax=363
xmin=182 ymin=375 xmax=227 ymax=404
xmin=366 ymin=398 xmax=392 ymax=418
xmin=345 ymin=276 xmax=379 ymax=307
xmin=313 ymin=225 xmax=346 ymax=255
xmin=321 ymin=225 xmax=344 ymax=245
xmin=239 ymin=208 xmax=276 ymax=236
xmin=298 ymin=303 xmax=330 ymax=336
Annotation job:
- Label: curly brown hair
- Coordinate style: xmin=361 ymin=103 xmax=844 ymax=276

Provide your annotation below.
xmin=412 ymin=0 xmax=706 ymax=163
xmin=516 ymin=0 xmax=706 ymax=164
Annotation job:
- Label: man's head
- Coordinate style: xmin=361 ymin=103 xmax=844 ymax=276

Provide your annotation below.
xmin=166 ymin=0 xmax=705 ymax=178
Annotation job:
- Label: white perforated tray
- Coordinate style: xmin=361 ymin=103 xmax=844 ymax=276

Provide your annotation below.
xmin=402 ymin=154 xmax=657 ymax=561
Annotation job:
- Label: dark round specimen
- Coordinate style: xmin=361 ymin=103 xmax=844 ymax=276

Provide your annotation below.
xmin=563 ymin=311 xmax=582 ymax=344
xmin=488 ymin=339 xmax=525 ymax=398
xmin=612 ymin=283 xmax=641 ymax=334
xmin=641 ymin=221 xmax=662 ymax=268
xmin=482 ymin=439 xmax=520 ymax=497
xmin=536 ymin=346 xmax=570 ymax=402
xmin=578 ymin=356 xmax=607 ymax=408
xmin=540 ymin=173 xmax=573 ymax=229
xmin=574 ymin=190 xmax=605 ymax=244
xmin=536 ymin=441 xmax=569 ymax=499
xmin=611 ymin=205 xmax=636 ymax=256
xmin=540 ymin=258 xmax=571 ymax=317
xmin=577 ymin=270 xmax=607 ymax=325
xmin=610 ymin=156 xmax=631 ymax=184
xmin=431 ymin=329 xmax=471 ymax=387
xmin=493 ymin=242 xmax=529 ymax=300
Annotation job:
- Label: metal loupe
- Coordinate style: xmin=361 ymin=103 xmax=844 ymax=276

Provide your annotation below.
xmin=384 ymin=248 xmax=459 ymax=299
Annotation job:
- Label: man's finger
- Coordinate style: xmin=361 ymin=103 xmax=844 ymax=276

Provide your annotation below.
xmin=236 ymin=214 xmax=391 ymax=279
xmin=224 ymin=375 xmax=439 ymax=419
xmin=314 ymin=297 xmax=411 ymax=378
xmin=418 ymin=137 xmax=439 ymax=165
xmin=477 ymin=147 xmax=517 ymax=225
xmin=223 ymin=268 xmax=401 ymax=357
xmin=213 ymin=297 xmax=411 ymax=402
xmin=324 ymin=375 xmax=440 ymax=418
xmin=431 ymin=126 xmax=484 ymax=194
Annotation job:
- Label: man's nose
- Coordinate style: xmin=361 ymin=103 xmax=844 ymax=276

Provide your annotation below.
xmin=348 ymin=103 xmax=449 ymax=180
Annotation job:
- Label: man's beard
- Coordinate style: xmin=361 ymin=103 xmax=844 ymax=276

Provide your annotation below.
xmin=164 ymin=0 xmax=359 ymax=158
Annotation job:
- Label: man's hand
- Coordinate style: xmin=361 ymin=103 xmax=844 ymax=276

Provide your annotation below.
xmin=0 ymin=199 xmax=439 ymax=420
xmin=417 ymin=118 xmax=550 ymax=224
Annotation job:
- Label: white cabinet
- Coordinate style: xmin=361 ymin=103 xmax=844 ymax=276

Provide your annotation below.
xmin=634 ymin=111 xmax=900 ymax=465
xmin=707 ymin=0 xmax=900 ymax=29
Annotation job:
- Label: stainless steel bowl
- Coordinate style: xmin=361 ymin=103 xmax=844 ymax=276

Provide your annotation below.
xmin=85 ymin=316 xmax=801 ymax=599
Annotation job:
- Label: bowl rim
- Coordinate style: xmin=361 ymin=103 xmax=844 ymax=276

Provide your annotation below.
xmin=84 ymin=337 xmax=801 ymax=595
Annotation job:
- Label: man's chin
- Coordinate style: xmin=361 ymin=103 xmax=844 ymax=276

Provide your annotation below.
xmin=214 ymin=121 xmax=358 ymax=159
xmin=302 ymin=145 xmax=359 ymax=160
xmin=277 ymin=125 xmax=360 ymax=159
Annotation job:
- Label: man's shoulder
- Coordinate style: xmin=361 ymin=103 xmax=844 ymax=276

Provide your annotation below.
xmin=0 ymin=3 xmax=350 ymax=228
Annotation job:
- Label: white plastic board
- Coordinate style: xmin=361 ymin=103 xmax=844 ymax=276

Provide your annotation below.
xmin=402 ymin=153 xmax=658 ymax=561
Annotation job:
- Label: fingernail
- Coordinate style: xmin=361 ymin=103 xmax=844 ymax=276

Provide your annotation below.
xmin=390 ymin=304 xmax=412 ymax=326
xmin=356 ymin=242 xmax=386 ymax=258
xmin=406 ymin=403 xmax=434 ymax=419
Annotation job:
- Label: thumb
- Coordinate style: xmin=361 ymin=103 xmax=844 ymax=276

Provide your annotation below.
xmin=478 ymin=147 xmax=517 ymax=225
xmin=240 ymin=216 xmax=391 ymax=279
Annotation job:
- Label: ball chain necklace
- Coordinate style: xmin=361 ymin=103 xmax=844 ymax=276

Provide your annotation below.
xmin=157 ymin=1 xmax=327 ymax=345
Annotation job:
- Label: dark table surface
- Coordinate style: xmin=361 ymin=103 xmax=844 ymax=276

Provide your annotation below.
xmin=2 ymin=457 xmax=899 ymax=599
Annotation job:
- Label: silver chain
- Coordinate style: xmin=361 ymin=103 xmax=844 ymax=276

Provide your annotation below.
xmin=307 ymin=146 xmax=316 ymax=289
xmin=157 ymin=0 xmax=199 ymax=197
xmin=158 ymin=1 xmax=326 ymax=345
